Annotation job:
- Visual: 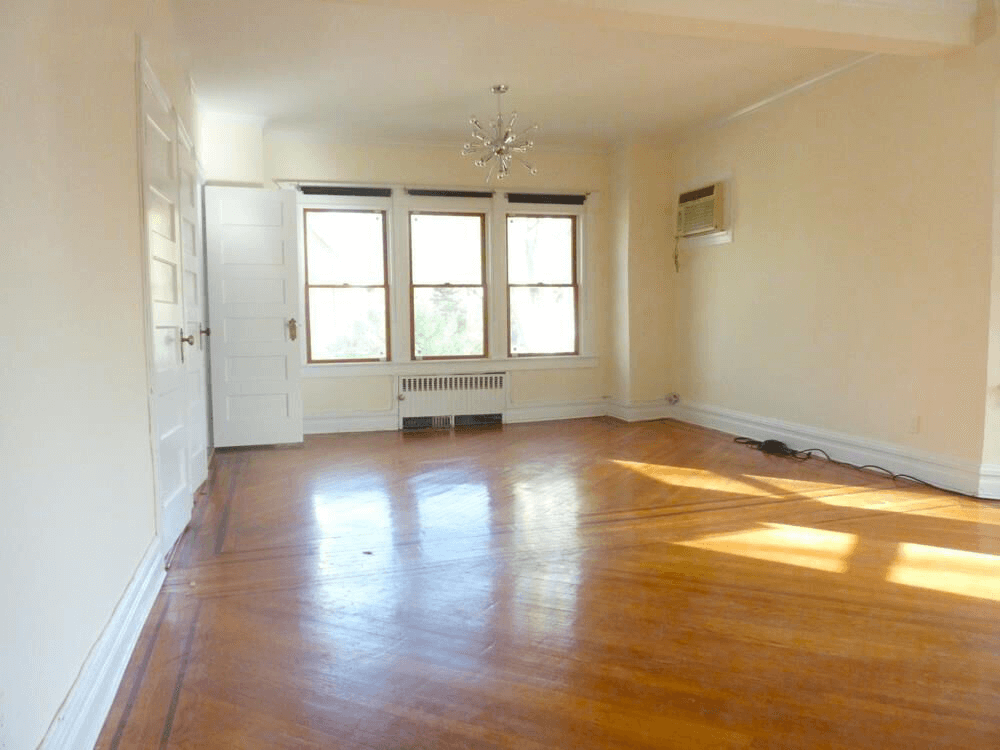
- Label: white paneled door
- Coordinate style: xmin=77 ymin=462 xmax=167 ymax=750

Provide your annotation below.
xmin=141 ymin=68 xmax=192 ymax=552
xmin=177 ymin=124 xmax=210 ymax=495
xmin=206 ymin=187 xmax=303 ymax=448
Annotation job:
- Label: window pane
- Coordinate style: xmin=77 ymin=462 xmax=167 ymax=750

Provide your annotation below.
xmin=413 ymin=287 xmax=484 ymax=357
xmin=510 ymin=287 xmax=576 ymax=355
xmin=507 ymin=216 xmax=574 ymax=284
xmin=411 ymin=214 xmax=483 ymax=285
xmin=309 ymin=287 xmax=387 ymax=360
xmin=306 ymin=211 xmax=385 ymax=285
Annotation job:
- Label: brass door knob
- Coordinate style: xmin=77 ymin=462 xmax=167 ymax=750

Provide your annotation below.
xmin=288 ymin=318 xmax=298 ymax=341
xmin=180 ymin=334 xmax=195 ymax=346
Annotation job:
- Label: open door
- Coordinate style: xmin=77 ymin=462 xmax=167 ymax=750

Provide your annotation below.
xmin=140 ymin=66 xmax=192 ymax=551
xmin=205 ymin=187 xmax=303 ymax=447
xmin=177 ymin=123 xmax=210 ymax=492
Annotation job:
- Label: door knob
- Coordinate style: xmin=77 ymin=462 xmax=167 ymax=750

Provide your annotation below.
xmin=179 ymin=330 xmax=194 ymax=363
xmin=288 ymin=318 xmax=298 ymax=342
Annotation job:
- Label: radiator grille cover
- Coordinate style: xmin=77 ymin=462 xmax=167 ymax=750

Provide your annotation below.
xmin=401 ymin=374 xmax=505 ymax=392
xmin=399 ymin=373 xmax=506 ymax=420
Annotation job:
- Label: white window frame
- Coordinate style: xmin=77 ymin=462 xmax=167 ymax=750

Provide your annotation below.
xmin=296 ymin=186 xmax=597 ymax=377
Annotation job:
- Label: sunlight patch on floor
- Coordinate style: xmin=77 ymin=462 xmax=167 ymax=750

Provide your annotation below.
xmin=677 ymin=523 xmax=859 ymax=573
xmin=612 ymin=460 xmax=849 ymax=497
xmin=887 ymin=542 xmax=1000 ymax=601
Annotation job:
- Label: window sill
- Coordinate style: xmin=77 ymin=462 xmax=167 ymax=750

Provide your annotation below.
xmin=303 ymin=355 xmax=599 ymax=378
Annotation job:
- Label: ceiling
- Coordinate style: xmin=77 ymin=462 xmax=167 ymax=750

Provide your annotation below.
xmin=171 ymin=0 xmax=981 ymax=148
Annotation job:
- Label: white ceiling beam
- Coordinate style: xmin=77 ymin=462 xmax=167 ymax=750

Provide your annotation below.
xmin=327 ymin=0 xmax=982 ymax=55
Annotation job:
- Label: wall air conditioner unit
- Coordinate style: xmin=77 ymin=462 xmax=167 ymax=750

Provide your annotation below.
xmin=676 ymin=182 xmax=725 ymax=238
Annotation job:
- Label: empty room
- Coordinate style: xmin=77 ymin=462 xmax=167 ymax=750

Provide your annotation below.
xmin=5 ymin=0 xmax=1000 ymax=748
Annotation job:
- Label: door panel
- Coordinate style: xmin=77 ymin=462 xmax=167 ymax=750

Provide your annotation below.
xmin=206 ymin=187 xmax=302 ymax=448
xmin=178 ymin=124 xmax=210 ymax=496
xmin=142 ymin=75 xmax=190 ymax=553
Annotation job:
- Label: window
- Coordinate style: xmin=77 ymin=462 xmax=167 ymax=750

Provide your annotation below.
xmin=409 ymin=212 xmax=487 ymax=359
xmin=297 ymin=188 xmax=589 ymax=368
xmin=506 ymin=214 xmax=578 ymax=356
xmin=303 ymin=209 xmax=390 ymax=362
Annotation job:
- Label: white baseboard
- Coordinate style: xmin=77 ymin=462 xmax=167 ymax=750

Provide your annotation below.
xmin=978 ymin=465 xmax=1000 ymax=500
xmin=302 ymin=398 xmax=997 ymax=499
xmin=606 ymin=399 xmax=674 ymax=423
xmin=504 ymin=399 xmax=607 ymax=424
xmin=673 ymin=401 xmax=984 ymax=497
xmin=304 ymin=411 xmax=399 ymax=434
xmin=39 ymin=537 xmax=165 ymax=750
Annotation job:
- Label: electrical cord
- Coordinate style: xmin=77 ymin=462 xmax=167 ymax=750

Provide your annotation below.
xmin=733 ymin=436 xmax=972 ymax=497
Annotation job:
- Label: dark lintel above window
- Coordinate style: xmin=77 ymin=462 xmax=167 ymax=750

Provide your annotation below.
xmin=406 ymin=189 xmax=494 ymax=199
xmin=299 ymin=186 xmax=393 ymax=198
xmin=506 ymin=193 xmax=586 ymax=206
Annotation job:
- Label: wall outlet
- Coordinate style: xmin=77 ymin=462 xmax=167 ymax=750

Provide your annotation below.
xmin=909 ymin=415 xmax=922 ymax=435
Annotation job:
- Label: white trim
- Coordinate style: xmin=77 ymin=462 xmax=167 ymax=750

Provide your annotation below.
xmin=304 ymin=411 xmax=399 ymax=434
xmin=134 ymin=38 xmax=169 ymax=556
xmin=673 ymin=401 xmax=983 ymax=496
xmin=303 ymin=355 xmax=599 ymax=378
xmin=294 ymin=395 xmax=999 ymax=499
xmin=978 ymin=464 xmax=1000 ymax=499
xmin=39 ymin=538 xmax=166 ymax=750
xmin=606 ymin=399 xmax=674 ymax=422
xmin=680 ymin=228 xmax=733 ymax=249
xmin=505 ymin=399 xmax=607 ymax=424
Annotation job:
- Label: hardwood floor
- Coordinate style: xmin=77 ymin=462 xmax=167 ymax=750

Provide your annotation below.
xmin=96 ymin=417 xmax=1000 ymax=749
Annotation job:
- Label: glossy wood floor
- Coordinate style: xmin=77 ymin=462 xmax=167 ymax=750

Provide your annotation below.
xmin=97 ymin=417 xmax=1000 ymax=749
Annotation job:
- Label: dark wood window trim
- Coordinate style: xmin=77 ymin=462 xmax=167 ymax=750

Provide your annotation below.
xmin=303 ymin=208 xmax=392 ymax=364
xmin=408 ymin=211 xmax=489 ymax=360
xmin=506 ymin=214 xmax=579 ymax=357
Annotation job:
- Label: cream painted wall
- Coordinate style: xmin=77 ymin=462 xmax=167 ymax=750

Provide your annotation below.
xmin=609 ymin=146 xmax=633 ymax=405
xmin=304 ymin=376 xmax=396 ymax=414
xmin=667 ymin=43 xmax=997 ymax=462
xmin=981 ymin=50 xmax=1000 ymax=466
xmin=509 ymin=368 xmax=606 ymax=405
xmin=261 ymin=133 xmax=613 ymax=418
xmin=200 ymin=112 xmax=266 ymax=185
xmin=0 ymin=2 xmax=194 ymax=747
xmin=608 ymin=143 xmax=677 ymax=406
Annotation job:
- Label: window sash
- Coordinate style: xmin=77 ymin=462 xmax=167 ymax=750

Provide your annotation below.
xmin=409 ymin=212 xmax=488 ymax=359
xmin=303 ymin=208 xmax=391 ymax=363
xmin=506 ymin=214 xmax=579 ymax=356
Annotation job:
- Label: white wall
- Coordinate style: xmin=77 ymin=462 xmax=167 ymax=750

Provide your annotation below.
xmin=200 ymin=112 xmax=266 ymax=185
xmin=609 ymin=143 xmax=678 ymax=406
xmin=664 ymin=40 xmax=999 ymax=463
xmin=0 ymin=2 xmax=194 ymax=747
xmin=980 ymin=64 xmax=1000 ymax=468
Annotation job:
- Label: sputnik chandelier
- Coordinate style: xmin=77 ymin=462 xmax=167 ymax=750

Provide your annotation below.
xmin=462 ymin=84 xmax=538 ymax=182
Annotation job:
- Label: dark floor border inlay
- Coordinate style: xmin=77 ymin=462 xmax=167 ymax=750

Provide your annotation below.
xmin=109 ymin=596 xmax=172 ymax=750
xmin=158 ymin=601 xmax=202 ymax=749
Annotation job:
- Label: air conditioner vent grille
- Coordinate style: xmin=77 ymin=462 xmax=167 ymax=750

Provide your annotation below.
xmin=677 ymin=181 xmax=725 ymax=238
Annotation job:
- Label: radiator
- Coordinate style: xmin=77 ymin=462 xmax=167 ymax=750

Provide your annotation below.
xmin=398 ymin=373 xmax=507 ymax=422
